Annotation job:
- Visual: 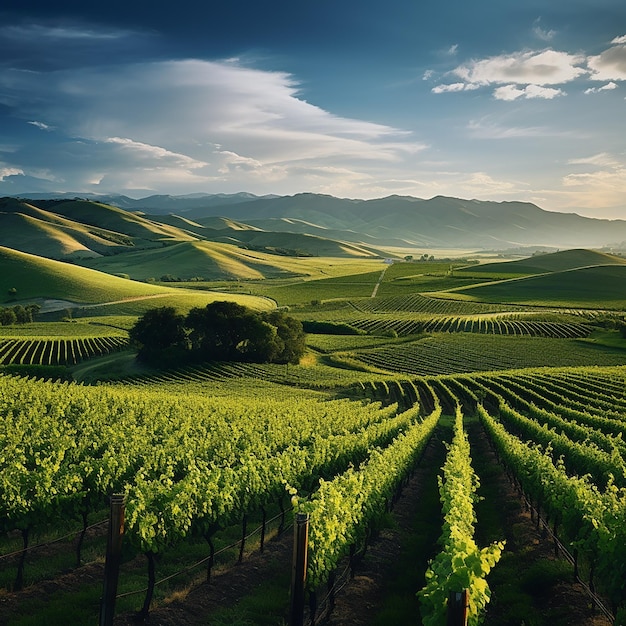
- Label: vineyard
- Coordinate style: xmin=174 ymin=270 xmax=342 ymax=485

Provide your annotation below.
xmin=346 ymin=314 xmax=592 ymax=338
xmin=1 ymin=362 xmax=626 ymax=624
xmin=0 ymin=335 xmax=128 ymax=366
xmin=2 ymin=249 xmax=626 ymax=625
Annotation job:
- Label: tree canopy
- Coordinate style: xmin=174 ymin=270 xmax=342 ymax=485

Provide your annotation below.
xmin=130 ymin=302 xmax=306 ymax=367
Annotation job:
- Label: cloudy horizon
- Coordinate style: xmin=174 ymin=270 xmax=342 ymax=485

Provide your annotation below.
xmin=1 ymin=1 xmax=625 ymax=218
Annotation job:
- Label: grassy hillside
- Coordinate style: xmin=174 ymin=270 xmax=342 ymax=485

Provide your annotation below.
xmin=0 ymin=246 xmax=274 ymax=312
xmin=447 ymin=264 xmax=626 ymax=308
xmin=0 ymin=211 xmax=134 ymax=259
xmin=36 ymin=199 xmax=198 ymax=242
xmin=457 ymin=248 xmax=626 ymax=277
xmin=78 ymin=241 xmax=310 ymax=280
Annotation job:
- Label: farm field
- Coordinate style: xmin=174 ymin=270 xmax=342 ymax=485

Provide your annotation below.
xmin=0 ymin=246 xmax=625 ymax=625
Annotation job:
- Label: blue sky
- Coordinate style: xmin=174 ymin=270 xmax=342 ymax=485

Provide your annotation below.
xmin=1 ymin=1 xmax=625 ymax=217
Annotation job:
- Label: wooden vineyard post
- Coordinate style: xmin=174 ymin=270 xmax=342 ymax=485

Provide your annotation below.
xmin=289 ymin=512 xmax=309 ymax=626
xmin=447 ymin=589 xmax=468 ymax=626
xmin=99 ymin=494 xmax=126 ymax=626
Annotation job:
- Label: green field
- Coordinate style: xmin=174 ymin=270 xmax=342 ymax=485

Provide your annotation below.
xmin=448 ymin=264 xmax=626 ymax=308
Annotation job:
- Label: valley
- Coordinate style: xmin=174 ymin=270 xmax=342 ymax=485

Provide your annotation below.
xmin=0 ymin=195 xmax=625 ymax=625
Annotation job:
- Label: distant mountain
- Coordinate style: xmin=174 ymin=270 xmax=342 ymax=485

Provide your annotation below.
xmin=11 ymin=192 xmax=278 ymax=212
xmin=179 ymin=193 xmax=626 ymax=249
xmin=6 ymin=192 xmax=626 ymax=249
xmin=115 ymin=192 xmax=626 ymax=249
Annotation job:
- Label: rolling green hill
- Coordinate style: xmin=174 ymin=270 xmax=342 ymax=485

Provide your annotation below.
xmin=0 ymin=199 xmax=391 ymax=282
xmin=0 ymin=246 xmax=274 ymax=312
xmin=458 ymin=248 xmax=626 ymax=276
xmin=78 ymin=240 xmax=306 ymax=281
xmin=447 ymin=264 xmax=626 ymax=308
xmin=35 ymin=199 xmax=198 ymax=242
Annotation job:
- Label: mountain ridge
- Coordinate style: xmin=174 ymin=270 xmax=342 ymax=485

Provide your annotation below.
xmin=4 ymin=192 xmax=626 ymax=250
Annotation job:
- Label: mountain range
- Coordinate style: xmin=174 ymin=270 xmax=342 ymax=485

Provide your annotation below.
xmin=10 ymin=192 xmax=626 ymax=250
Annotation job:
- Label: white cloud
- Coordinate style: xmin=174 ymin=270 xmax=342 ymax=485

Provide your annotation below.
xmin=28 ymin=120 xmax=54 ymax=131
xmin=422 ymin=69 xmax=434 ymax=80
xmin=447 ymin=44 xmax=459 ymax=56
xmin=560 ymin=152 xmax=626 ymax=209
xmin=584 ymin=81 xmax=618 ymax=94
xmin=453 ymin=49 xmax=586 ymax=86
xmin=493 ymin=84 xmax=565 ymax=101
xmin=432 ymin=82 xmax=479 ymax=93
xmin=0 ymin=59 xmax=427 ymax=194
xmin=104 ymin=137 xmax=208 ymax=169
xmin=0 ymin=167 xmax=23 ymax=180
xmin=611 ymin=35 xmax=626 ymax=45
xmin=460 ymin=172 xmax=523 ymax=195
xmin=568 ymin=153 xmax=620 ymax=167
xmin=587 ymin=42 xmax=626 ymax=81
xmin=467 ymin=119 xmax=556 ymax=139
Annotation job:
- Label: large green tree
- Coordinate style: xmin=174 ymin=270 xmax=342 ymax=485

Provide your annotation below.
xmin=130 ymin=302 xmax=306 ymax=367
xmin=129 ymin=306 xmax=187 ymax=365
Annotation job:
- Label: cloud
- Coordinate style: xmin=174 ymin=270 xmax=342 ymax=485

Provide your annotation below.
xmin=493 ymin=84 xmax=565 ymax=101
xmin=446 ymin=44 xmax=459 ymax=56
xmin=453 ymin=49 xmax=586 ymax=86
xmin=467 ymin=119 xmax=559 ymax=139
xmin=587 ymin=42 xmax=626 ymax=81
xmin=28 ymin=120 xmax=54 ymax=131
xmin=568 ymin=153 xmax=620 ymax=167
xmin=0 ymin=58 xmax=426 ymax=194
xmin=104 ymin=137 xmax=208 ymax=169
xmin=533 ymin=18 xmax=556 ymax=42
xmin=560 ymin=152 xmax=626 ymax=209
xmin=461 ymin=172 xmax=522 ymax=194
xmin=0 ymin=23 xmax=133 ymax=41
xmin=432 ymin=82 xmax=479 ymax=93
xmin=0 ymin=167 xmax=23 ymax=180
xmin=584 ymin=82 xmax=618 ymax=94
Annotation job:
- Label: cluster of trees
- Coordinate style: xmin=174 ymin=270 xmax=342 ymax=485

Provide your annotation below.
xmin=130 ymin=302 xmax=306 ymax=367
xmin=0 ymin=304 xmax=41 ymax=326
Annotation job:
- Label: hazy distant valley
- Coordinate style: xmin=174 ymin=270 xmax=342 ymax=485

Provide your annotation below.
xmin=2 ymin=193 xmax=626 ymax=285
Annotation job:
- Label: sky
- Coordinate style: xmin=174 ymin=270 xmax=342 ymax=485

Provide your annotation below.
xmin=1 ymin=1 xmax=625 ymax=218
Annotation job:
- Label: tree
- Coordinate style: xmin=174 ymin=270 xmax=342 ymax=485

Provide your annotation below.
xmin=186 ymin=301 xmax=252 ymax=360
xmin=0 ymin=308 xmax=17 ymax=326
xmin=131 ymin=302 xmax=307 ymax=367
xmin=129 ymin=307 xmax=187 ymax=365
xmin=263 ymin=310 xmax=306 ymax=364
xmin=25 ymin=304 xmax=40 ymax=323
xmin=12 ymin=305 xmax=29 ymax=324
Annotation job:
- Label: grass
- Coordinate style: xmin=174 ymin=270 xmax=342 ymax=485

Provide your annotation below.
xmin=373 ymin=418 xmax=452 ymax=625
xmin=79 ymin=241 xmax=302 ymax=281
xmin=0 ymin=245 xmax=275 ymax=313
xmin=0 ymin=321 xmax=128 ymax=338
xmin=70 ymin=350 xmax=148 ymax=383
xmin=444 ymin=265 xmax=626 ymax=309
xmin=455 ymin=248 xmax=626 ymax=276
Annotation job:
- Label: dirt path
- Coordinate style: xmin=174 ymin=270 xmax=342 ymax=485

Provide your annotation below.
xmin=467 ymin=418 xmax=612 ymax=626
xmin=325 ymin=431 xmax=445 ymax=625
xmin=370 ymin=267 xmax=388 ymax=298
xmin=113 ymin=530 xmax=294 ymax=625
